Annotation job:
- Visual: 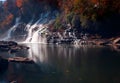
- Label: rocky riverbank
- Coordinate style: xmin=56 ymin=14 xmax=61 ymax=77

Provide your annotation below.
xmin=0 ymin=41 xmax=29 ymax=53
xmin=0 ymin=41 xmax=33 ymax=70
xmin=44 ymin=30 xmax=120 ymax=51
xmin=44 ymin=29 xmax=120 ymax=46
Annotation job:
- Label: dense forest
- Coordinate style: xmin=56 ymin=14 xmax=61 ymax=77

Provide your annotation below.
xmin=56 ymin=0 xmax=120 ymax=37
xmin=0 ymin=0 xmax=120 ymax=38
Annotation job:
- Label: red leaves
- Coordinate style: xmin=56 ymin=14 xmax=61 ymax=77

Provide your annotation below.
xmin=91 ymin=0 xmax=98 ymax=4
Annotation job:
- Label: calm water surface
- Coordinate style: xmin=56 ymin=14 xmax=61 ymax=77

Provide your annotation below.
xmin=0 ymin=44 xmax=120 ymax=83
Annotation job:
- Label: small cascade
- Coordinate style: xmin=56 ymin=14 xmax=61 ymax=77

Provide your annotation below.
xmin=3 ymin=17 xmax=21 ymax=40
xmin=24 ymin=11 xmax=57 ymax=43
xmin=30 ymin=25 xmax=48 ymax=43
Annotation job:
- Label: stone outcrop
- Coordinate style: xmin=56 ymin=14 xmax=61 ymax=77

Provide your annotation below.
xmin=0 ymin=41 xmax=29 ymax=53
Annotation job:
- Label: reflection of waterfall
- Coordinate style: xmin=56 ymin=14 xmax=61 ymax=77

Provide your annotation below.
xmin=27 ymin=44 xmax=48 ymax=63
xmin=26 ymin=44 xmax=74 ymax=64
xmin=3 ymin=17 xmax=21 ymax=40
xmin=24 ymin=11 xmax=58 ymax=43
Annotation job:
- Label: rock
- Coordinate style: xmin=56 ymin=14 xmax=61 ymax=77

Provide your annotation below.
xmin=8 ymin=57 xmax=34 ymax=64
xmin=0 ymin=45 xmax=10 ymax=51
xmin=8 ymin=41 xmax=18 ymax=46
xmin=0 ymin=41 xmax=17 ymax=46
xmin=0 ymin=41 xmax=29 ymax=53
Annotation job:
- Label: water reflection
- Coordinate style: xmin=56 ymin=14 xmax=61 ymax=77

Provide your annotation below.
xmin=27 ymin=44 xmax=98 ymax=64
xmin=27 ymin=44 xmax=48 ymax=63
xmin=0 ymin=44 xmax=120 ymax=83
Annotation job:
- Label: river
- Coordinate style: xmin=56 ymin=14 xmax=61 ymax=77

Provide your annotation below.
xmin=0 ymin=44 xmax=120 ymax=83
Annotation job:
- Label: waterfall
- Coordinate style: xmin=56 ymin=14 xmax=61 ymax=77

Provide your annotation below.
xmin=3 ymin=17 xmax=21 ymax=40
xmin=25 ymin=19 xmax=40 ymax=42
xmin=1 ymin=10 xmax=58 ymax=43
xmin=30 ymin=25 xmax=48 ymax=43
xmin=24 ymin=11 xmax=57 ymax=43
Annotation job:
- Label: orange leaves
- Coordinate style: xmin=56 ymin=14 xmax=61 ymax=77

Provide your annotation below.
xmin=16 ymin=0 xmax=30 ymax=8
xmin=58 ymin=0 xmax=88 ymax=14
xmin=91 ymin=0 xmax=98 ymax=4
xmin=16 ymin=0 xmax=23 ymax=8
xmin=59 ymin=0 xmax=120 ymax=16
xmin=0 ymin=14 xmax=14 ymax=28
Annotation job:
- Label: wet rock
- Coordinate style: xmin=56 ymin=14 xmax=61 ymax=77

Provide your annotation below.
xmin=0 ymin=41 xmax=29 ymax=53
xmin=60 ymin=38 xmax=74 ymax=44
xmin=0 ymin=41 xmax=17 ymax=46
xmin=8 ymin=57 xmax=34 ymax=64
xmin=0 ymin=45 xmax=10 ymax=51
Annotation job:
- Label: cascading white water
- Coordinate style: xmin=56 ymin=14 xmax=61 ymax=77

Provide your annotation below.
xmin=30 ymin=25 xmax=47 ymax=43
xmin=1 ymin=11 xmax=58 ymax=42
xmin=24 ymin=11 xmax=58 ymax=43
xmin=25 ymin=18 xmax=43 ymax=42
xmin=3 ymin=17 xmax=21 ymax=40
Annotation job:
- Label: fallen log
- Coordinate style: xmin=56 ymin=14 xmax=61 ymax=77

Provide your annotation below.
xmin=8 ymin=57 xmax=34 ymax=64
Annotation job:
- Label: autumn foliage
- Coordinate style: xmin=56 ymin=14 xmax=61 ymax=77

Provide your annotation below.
xmin=0 ymin=14 xmax=14 ymax=28
xmin=58 ymin=0 xmax=120 ymax=18
xmin=0 ymin=0 xmax=120 ymax=34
